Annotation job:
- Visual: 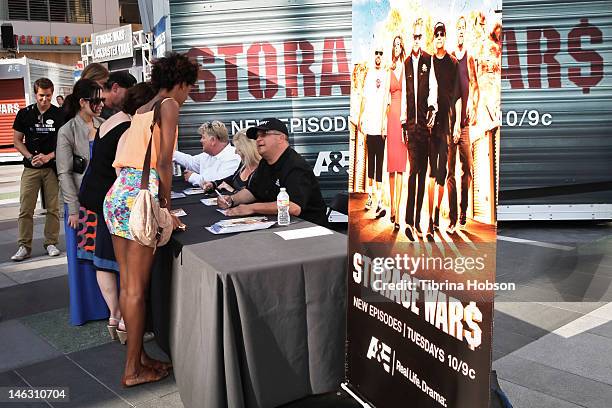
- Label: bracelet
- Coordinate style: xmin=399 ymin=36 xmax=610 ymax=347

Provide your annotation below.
xmin=160 ymin=197 xmax=168 ymax=208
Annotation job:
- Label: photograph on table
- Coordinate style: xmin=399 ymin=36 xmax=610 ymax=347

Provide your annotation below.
xmin=349 ymin=0 xmax=501 ymax=244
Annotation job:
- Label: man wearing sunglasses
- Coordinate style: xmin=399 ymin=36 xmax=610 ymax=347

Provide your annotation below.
xmin=358 ymin=45 xmax=387 ymax=218
xmin=447 ymin=16 xmax=480 ymax=234
xmin=427 ymin=22 xmax=459 ymax=239
xmin=402 ymin=18 xmax=438 ymax=241
xmin=100 ymin=71 xmax=137 ymax=119
xmin=11 ymin=78 xmax=65 ymax=261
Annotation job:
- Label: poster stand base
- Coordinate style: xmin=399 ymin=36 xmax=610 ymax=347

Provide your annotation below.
xmin=341 ymin=382 xmax=374 ymax=408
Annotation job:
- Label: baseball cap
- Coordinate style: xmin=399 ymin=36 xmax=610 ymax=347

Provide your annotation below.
xmin=246 ymin=118 xmax=289 ymax=139
xmin=434 ymin=22 xmax=446 ymax=36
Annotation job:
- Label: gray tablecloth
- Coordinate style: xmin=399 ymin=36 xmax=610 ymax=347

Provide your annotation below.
xmin=168 ymin=221 xmax=347 ymax=408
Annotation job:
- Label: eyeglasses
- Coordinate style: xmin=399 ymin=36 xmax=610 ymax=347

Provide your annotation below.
xmin=375 ymin=51 xmax=383 ymax=56
xmin=435 ymin=31 xmax=445 ymax=38
xmin=413 ymin=34 xmax=422 ymax=40
xmin=84 ymin=97 xmax=105 ymax=106
xmin=257 ymin=130 xmax=284 ymax=138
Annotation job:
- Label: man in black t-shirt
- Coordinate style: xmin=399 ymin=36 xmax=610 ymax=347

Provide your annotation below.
xmin=428 ymin=22 xmax=459 ymax=239
xmin=11 ymin=78 xmax=65 ymax=261
xmin=218 ymin=118 xmax=328 ymax=226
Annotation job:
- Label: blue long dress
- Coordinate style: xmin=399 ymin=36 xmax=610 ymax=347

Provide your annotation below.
xmin=66 ymin=140 xmax=108 ymax=325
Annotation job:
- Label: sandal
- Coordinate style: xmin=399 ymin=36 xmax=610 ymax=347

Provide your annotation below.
xmin=121 ymin=366 xmax=169 ymax=388
xmin=116 ymin=319 xmax=127 ymax=345
xmin=107 ymin=317 xmax=120 ymax=341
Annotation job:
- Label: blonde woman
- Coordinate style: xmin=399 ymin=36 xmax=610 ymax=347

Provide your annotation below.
xmin=81 ymin=63 xmax=109 ymax=87
xmin=203 ymin=129 xmax=261 ymax=193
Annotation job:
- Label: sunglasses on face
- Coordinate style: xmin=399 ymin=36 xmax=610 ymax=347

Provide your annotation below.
xmin=375 ymin=51 xmax=383 ymax=56
xmin=413 ymin=34 xmax=422 ymax=40
xmin=84 ymin=97 xmax=105 ymax=106
xmin=435 ymin=31 xmax=445 ymax=38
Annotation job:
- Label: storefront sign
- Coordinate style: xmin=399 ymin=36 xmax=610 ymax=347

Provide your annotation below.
xmin=15 ymin=35 xmax=89 ymax=47
xmin=91 ymin=25 xmax=133 ymax=63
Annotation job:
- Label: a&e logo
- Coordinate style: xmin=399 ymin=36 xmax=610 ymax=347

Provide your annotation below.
xmin=366 ymin=336 xmax=392 ymax=373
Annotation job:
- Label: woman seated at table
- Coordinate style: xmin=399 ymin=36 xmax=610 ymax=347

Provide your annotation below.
xmin=202 ymin=129 xmax=260 ymax=194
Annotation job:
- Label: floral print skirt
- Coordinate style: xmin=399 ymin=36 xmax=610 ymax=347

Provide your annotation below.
xmin=103 ymin=167 xmax=159 ymax=241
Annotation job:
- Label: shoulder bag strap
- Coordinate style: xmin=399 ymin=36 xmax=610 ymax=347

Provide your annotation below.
xmin=139 ymin=97 xmax=174 ymax=190
xmin=140 ymin=99 xmax=162 ymax=190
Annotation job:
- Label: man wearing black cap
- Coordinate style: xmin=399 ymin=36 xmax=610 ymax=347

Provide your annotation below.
xmin=218 ymin=118 xmax=328 ymax=226
xmin=101 ymin=71 xmax=137 ymax=119
xmin=427 ymin=22 xmax=458 ymax=239
xmin=403 ymin=17 xmax=438 ymax=241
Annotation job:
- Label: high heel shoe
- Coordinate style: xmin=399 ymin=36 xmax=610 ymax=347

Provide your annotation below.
xmin=116 ymin=319 xmax=127 ymax=345
xmin=107 ymin=317 xmax=120 ymax=341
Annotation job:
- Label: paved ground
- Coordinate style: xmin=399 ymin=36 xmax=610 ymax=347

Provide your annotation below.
xmin=0 ymin=164 xmax=611 ymax=407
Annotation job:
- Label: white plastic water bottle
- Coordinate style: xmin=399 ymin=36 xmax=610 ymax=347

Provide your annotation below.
xmin=277 ymin=187 xmax=290 ymax=226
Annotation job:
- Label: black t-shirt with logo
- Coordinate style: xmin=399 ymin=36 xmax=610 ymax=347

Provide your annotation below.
xmin=248 ymin=147 xmax=328 ymax=226
xmin=12 ymin=104 xmax=65 ymax=169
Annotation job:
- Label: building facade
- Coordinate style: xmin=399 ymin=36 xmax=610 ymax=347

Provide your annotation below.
xmin=0 ymin=0 xmax=120 ymax=65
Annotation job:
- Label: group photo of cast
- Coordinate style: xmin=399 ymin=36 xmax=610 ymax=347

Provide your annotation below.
xmin=349 ymin=0 xmax=502 ymax=244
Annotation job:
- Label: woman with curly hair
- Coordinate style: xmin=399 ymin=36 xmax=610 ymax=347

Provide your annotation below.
xmin=104 ymin=53 xmax=198 ymax=387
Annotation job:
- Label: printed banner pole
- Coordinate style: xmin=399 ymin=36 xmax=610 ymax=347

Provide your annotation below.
xmin=346 ymin=1 xmax=502 ymax=407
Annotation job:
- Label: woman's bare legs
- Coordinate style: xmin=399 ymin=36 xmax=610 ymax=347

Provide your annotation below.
xmin=111 ymin=235 xmax=168 ymax=386
xmin=394 ymin=172 xmax=404 ymax=222
xmin=97 ymin=270 xmax=120 ymax=321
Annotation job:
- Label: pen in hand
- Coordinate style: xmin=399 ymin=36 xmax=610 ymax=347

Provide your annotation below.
xmin=215 ymin=189 xmax=231 ymax=208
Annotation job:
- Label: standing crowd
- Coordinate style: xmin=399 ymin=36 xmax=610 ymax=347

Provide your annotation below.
xmin=11 ymin=50 xmax=327 ymax=387
xmin=357 ymin=15 xmax=500 ymax=240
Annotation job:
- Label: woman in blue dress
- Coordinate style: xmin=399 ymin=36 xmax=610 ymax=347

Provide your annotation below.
xmin=56 ymin=79 xmax=107 ymax=325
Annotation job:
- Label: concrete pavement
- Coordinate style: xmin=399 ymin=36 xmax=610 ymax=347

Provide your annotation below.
xmin=0 ymin=163 xmax=611 ymax=407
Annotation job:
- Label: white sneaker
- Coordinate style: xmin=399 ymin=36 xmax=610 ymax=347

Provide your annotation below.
xmin=11 ymin=246 xmax=30 ymax=262
xmin=364 ymin=194 xmax=372 ymax=210
xmin=46 ymin=244 xmax=60 ymax=257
